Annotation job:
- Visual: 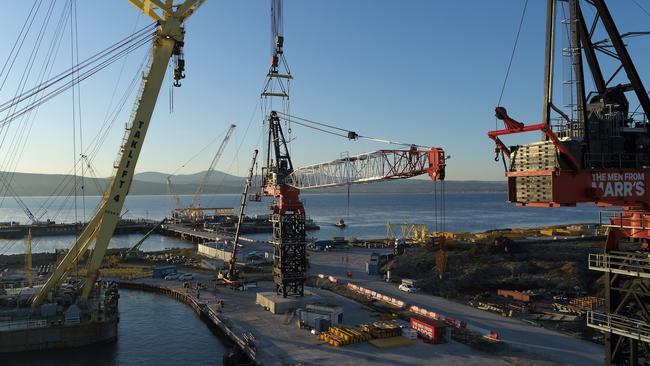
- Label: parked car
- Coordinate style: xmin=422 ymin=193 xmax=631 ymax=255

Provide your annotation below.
xmin=398 ymin=283 xmax=418 ymax=293
xmin=244 ymin=253 xmax=264 ymax=261
xmin=164 ymin=273 xmax=179 ymax=280
xmin=177 ymin=273 xmax=194 ymax=281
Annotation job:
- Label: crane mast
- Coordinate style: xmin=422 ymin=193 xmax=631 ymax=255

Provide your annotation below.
xmin=32 ymin=0 xmax=204 ymax=307
xmin=262 ymin=111 xmax=306 ymax=297
xmin=226 ymin=149 xmax=259 ymax=281
xmin=488 ymin=1 xmax=650 ymax=364
xmin=190 ymin=124 xmax=236 ymax=209
xmin=166 ymin=175 xmax=181 ymax=209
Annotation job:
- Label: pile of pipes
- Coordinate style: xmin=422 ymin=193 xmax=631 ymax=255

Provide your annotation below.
xmin=359 ymin=321 xmax=402 ymax=339
xmin=319 ymin=326 xmax=372 ymax=347
xmin=318 ymin=321 xmax=402 ymax=347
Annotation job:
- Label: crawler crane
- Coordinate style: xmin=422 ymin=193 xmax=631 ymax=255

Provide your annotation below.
xmin=489 ymin=1 xmax=650 ymax=364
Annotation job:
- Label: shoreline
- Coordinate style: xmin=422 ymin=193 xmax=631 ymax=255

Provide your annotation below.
xmin=116 ymin=281 xmax=258 ymax=365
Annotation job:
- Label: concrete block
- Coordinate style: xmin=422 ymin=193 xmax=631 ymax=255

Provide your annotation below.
xmin=256 ymin=292 xmax=309 ymax=314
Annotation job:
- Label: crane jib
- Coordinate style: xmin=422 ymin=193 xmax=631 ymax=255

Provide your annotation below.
xmin=31 ymin=0 xmax=204 ymax=308
xmin=114 ymin=120 xmax=145 ymax=203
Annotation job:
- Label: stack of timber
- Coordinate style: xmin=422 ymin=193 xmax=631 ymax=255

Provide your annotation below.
xmin=570 ymin=296 xmax=604 ymax=311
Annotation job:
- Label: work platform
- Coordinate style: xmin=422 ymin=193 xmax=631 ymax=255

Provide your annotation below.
xmin=588 ymin=311 xmax=650 ymax=344
xmin=587 ymin=250 xmax=650 ymax=359
xmin=588 ymin=252 xmax=650 ymax=278
xmin=161 ymin=223 xmax=261 ymax=244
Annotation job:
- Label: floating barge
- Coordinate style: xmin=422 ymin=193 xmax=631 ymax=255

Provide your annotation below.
xmin=204 ymin=215 xmax=320 ymax=234
xmin=0 ymin=280 xmax=119 ymax=353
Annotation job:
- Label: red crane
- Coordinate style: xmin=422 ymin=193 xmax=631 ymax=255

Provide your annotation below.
xmin=260 ymin=111 xmax=446 ymax=297
xmin=489 ymin=1 xmax=650 ymax=364
xmin=255 ymin=0 xmax=446 ymax=298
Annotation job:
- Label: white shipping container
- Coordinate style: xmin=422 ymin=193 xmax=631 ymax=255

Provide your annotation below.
xmin=298 ymin=309 xmax=330 ymax=330
xmin=305 ymin=303 xmax=343 ymax=325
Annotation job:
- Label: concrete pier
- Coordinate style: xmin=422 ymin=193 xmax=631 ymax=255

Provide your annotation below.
xmin=115 ymin=275 xmax=512 ymax=366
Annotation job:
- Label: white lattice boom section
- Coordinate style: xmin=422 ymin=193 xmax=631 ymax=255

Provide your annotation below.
xmin=287 ymin=147 xmax=445 ymax=190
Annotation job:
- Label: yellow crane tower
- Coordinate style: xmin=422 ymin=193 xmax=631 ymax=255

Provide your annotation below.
xmin=32 ymin=0 xmax=204 ymax=307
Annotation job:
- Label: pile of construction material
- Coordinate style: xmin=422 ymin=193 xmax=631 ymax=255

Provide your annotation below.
xmin=318 ymin=326 xmax=372 ymax=347
xmin=570 ymin=296 xmax=604 ymax=310
xmin=318 ymin=320 xmax=402 ymax=347
xmin=552 ymin=296 xmax=604 ymax=315
xmin=497 ymin=289 xmax=537 ymax=303
xmin=360 ymin=320 xmax=402 ymax=339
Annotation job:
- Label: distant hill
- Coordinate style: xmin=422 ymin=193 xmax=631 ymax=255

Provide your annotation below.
xmin=308 ymin=179 xmax=506 ymax=194
xmin=1 ymin=171 xmax=243 ymax=197
xmin=134 ymin=171 xmax=241 ymax=185
xmin=0 ymin=171 xmax=505 ymax=196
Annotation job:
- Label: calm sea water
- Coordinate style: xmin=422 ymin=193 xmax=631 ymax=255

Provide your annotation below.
xmin=0 ymin=192 xmax=602 ymax=255
xmin=3 ymin=289 xmax=227 ymax=366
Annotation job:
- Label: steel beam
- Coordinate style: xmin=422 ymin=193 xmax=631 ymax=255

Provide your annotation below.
xmin=542 ymin=0 xmax=556 ymax=134
xmin=569 ymin=0 xmax=588 ymax=140
xmin=577 ymin=7 xmax=606 ymax=94
xmin=592 ymin=0 xmax=650 ymax=121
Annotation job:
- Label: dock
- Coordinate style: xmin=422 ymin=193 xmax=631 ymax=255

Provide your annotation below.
xmin=114 ymin=274 xmax=510 ymax=366
xmin=0 ymin=219 xmax=159 ymax=239
xmin=159 ymin=223 xmax=264 ymax=244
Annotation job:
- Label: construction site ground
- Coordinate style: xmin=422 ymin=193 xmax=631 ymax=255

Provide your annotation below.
xmin=3 ymin=237 xmax=606 ymax=365
xmin=385 ymin=237 xmax=607 ymax=341
xmin=118 ymin=276 xmax=514 ymax=366
xmin=111 ymin=236 xmax=604 ymax=366
xmin=307 ymin=242 xmax=604 ymax=366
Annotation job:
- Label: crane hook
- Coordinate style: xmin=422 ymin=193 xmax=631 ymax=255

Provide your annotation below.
xmin=494 ymin=146 xmax=500 ymax=162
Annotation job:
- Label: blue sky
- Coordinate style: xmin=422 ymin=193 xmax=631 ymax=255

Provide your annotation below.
xmin=0 ymin=0 xmax=648 ymax=181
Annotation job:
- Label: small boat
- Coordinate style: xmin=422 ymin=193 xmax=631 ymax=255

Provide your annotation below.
xmin=335 ymin=219 xmax=346 ymax=228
